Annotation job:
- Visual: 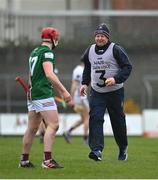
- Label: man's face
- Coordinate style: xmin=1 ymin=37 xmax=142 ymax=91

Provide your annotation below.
xmin=95 ymin=34 xmax=108 ymax=47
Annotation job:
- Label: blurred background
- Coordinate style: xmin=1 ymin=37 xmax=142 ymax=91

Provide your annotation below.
xmin=0 ymin=0 xmax=158 ymax=114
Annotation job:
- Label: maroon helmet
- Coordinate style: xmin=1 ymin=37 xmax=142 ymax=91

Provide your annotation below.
xmin=41 ymin=27 xmax=59 ymax=46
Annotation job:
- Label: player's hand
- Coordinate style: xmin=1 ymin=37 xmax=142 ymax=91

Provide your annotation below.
xmin=67 ymin=99 xmax=74 ymax=107
xmin=80 ymin=85 xmax=88 ymax=96
xmin=105 ymin=77 xmax=116 ymax=86
xmin=62 ymin=91 xmax=73 ymax=105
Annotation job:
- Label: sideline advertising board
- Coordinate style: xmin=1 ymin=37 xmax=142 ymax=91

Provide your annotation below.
xmin=0 ymin=113 xmax=143 ymax=136
xmin=143 ymin=109 xmax=158 ymax=137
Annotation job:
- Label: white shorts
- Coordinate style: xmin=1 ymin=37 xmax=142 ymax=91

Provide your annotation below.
xmin=74 ymin=94 xmax=88 ymax=104
xmin=27 ymin=97 xmax=57 ymax=112
xmin=74 ymin=98 xmax=89 ymax=113
xmin=74 ymin=97 xmax=89 ymax=108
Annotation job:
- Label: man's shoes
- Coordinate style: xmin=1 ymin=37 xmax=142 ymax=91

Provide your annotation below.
xmin=63 ymin=132 xmax=71 ymax=143
xmin=89 ymin=150 xmax=102 ymax=161
xmin=42 ymin=159 xmax=64 ymax=169
xmin=118 ymin=147 xmax=128 ymax=161
xmin=18 ymin=160 xmax=35 ymax=168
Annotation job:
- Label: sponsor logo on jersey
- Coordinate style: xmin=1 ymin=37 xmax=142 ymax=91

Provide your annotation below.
xmin=44 ymin=52 xmax=54 ymax=59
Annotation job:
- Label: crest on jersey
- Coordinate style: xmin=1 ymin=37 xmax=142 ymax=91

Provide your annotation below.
xmin=44 ymin=52 xmax=54 ymax=59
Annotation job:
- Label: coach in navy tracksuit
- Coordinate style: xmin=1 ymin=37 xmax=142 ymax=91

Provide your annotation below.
xmin=80 ymin=23 xmax=132 ymax=161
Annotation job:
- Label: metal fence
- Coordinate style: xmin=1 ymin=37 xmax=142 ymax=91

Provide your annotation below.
xmin=0 ymin=73 xmax=71 ymax=113
xmin=0 ymin=10 xmax=158 ymax=46
xmin=0 ymin=10 xmax=158 ymax=112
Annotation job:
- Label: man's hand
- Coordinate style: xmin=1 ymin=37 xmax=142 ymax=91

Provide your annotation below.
xmin=80 ymin=85 xmax=88 ymax=96
xmin=105 ymin=77 xmax=116 ymax=86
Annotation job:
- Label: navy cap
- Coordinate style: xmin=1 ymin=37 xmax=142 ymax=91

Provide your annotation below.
xmin=94 ymin=23 xmax=110 ymax=39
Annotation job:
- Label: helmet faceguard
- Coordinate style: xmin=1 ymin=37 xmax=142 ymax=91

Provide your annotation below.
xmin=41 ymin=27 xmax=59 ymax=47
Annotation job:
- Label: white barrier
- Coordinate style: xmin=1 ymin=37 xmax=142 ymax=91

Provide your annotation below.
xmin=0 ymin=114 xmax=28 ymax=135
xmin=0 ymin=113 xmax=142 ymax=136
xmin=143 ymin=109 xmax=158 ymax=137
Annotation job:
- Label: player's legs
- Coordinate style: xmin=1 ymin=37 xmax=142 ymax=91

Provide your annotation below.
xmin=80 ymin=104 xmax=89 ymax=143
xmin=68 ymin=119 xmax=83 ymax=131
xmin=40 ymin=110 xmax=63 ymax=168
xmin=40 ymin=110 xmax=59 ymax=153
xmin=73 ymin=104 xmax=89 ymax=133
xmin=19 ymin=111 xmax=42 ymax=167
xmin=22 ymin=111 xmax=42 ymax=153
xmin=68 ymin=108 xmax=83 ymax=131
xmin=63 ymin=121 xmax=82 ymax=143
xmin=39 ymin=120 xmax=47 ymax=143
xmin=63 ymin=105 xmax=83 ymax=143
xmin=35 ymin=98 xmax=63 ymax=168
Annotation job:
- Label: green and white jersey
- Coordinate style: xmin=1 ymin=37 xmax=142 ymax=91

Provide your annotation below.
xmin=29 ymin=45 xmax=55 ymax=100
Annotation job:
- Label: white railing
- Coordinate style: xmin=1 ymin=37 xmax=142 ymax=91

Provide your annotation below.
xmin=143 ymin=75 xmax=158 ymax=108
xmin=2 ymin=10 xmax=158 ymax=16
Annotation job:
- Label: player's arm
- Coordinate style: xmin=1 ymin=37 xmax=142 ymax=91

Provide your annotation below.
xmin=70 ymin=80 xmax=78 ymax=106
xmin=71 ymin=68 xmax=81 ymax=98
xmin=70 ymin=80 xmax=79 ymax=98
xmin=43 ymin=61 xmax=72 ymax=103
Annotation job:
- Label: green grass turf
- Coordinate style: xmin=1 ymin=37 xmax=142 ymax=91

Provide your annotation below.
xmin=0 ymin=136 xmax=158 ymax=179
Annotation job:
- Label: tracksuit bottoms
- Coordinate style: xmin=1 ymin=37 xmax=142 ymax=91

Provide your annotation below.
xmin=88 ymin=87 xmax=128 ymax=152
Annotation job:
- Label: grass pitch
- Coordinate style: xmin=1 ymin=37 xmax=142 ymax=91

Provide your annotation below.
xmin=0 ymin=136 xmax=158 ymax=179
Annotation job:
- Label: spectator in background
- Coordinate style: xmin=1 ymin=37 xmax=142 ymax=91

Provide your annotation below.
xmin=19 ymin=27 xmax=72 ymax=169
xmin=80 ymin=23 xmax=132 ymax=161
xmin=63 ymin=61 xmax=89 ymax=144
